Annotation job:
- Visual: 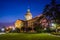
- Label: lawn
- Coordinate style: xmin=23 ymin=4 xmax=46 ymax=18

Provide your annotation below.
xmin=0 ymin=33 xmax=60 ymax=40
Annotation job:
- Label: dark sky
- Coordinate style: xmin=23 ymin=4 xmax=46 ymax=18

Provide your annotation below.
xmin=0 ymin=0 xmax=60 ymax=23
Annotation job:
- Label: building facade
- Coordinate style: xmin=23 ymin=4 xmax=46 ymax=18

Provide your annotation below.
xmin=15 ymin=9 xmax=49 ymax=32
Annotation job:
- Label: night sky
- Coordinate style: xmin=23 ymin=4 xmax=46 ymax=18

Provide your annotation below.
xmin=0 ymin=0 xmax=60 ymax=27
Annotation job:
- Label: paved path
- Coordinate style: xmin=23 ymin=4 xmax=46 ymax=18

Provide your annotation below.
xmin=0 ymin=32 xmax=6 ymax=35
xmin=47 ymin=33 xmax=60 ymax=37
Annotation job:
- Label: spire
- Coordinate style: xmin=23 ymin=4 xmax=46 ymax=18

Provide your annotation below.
xmin=25 ymin=0 xmax=32 ymax=20
xmin=25 ymin=0 xmax=31 ymax=16
xmin=27 ymin=0 xmax=30 ymax=11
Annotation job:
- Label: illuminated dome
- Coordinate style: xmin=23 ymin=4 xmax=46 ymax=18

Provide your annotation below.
xmin=25 ymin=9 xmax=32 ymax=20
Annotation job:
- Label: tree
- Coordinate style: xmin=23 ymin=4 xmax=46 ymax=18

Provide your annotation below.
xmin=34 ymin=23 xmax=44 ymax=33
xmin=43 ymin=0 xmax=60 ymax=33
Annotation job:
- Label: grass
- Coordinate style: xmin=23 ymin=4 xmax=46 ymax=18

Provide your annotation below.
xmin=0 ymin=33 xmax=60 ymax=40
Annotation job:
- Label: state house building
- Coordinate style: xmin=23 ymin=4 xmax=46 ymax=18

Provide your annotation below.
xmin=15 ymin=9 xmax=49 ymax=32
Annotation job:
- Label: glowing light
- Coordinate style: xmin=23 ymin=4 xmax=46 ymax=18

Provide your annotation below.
xmin=1 ymin=28 xmax=5 ymax=32
xmin=12 ymin=27 xmax=15 ymax=30
xmin=51 ymin=23 xmax=56 ymax=27
xmin=50 ymin=23 xmax=57 ymax=29
xmin=52 ymin=23 xmax=54 ymax=26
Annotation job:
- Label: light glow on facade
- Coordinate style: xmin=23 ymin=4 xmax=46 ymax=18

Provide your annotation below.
xmin=15 ymin=20 xmax=23 ymax=28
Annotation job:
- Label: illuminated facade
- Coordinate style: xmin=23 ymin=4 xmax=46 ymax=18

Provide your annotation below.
xmin=15 ymin=19 xmax=24 ymax=29
xmin=15 ymin=9 xmax=49 ymax=32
